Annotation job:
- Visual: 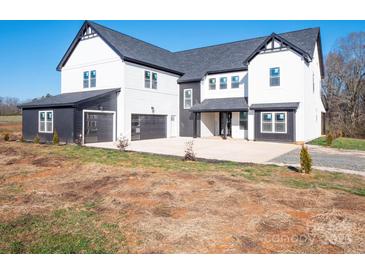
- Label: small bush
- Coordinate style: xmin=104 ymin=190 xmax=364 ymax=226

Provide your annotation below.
xmin=53 ymin=130 xmax=59 ymax=145
xmin=116 ymin=136 xmax=129 ymax=151
xmin=20 ymin=136 xmax=25 ymax=143
xmin=184 ymin=140 xmax=196 ymax=161
xmin=3 ymin=133 xmax=10 ymax=141
xmin=75 ymin=134 xmax=83 ymax=146
xmin=300 ymin=145 xmax=312 ymax=174
xmin=326 ymin=132 xmax=333 ymax=146
xmin=34 ymin=134 xmax=40 ymax=144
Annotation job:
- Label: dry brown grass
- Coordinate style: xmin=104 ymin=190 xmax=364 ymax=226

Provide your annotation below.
xmin=1 ymin=141 xmax=365 ymax=253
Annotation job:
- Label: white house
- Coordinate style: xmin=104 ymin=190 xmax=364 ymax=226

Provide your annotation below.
xmin=20 ymin=21 xmax=325 ymax=144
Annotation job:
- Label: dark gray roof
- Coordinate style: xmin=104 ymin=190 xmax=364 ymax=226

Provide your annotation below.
xmin=250 ymin=102 xmax=300 ymax=110
xmin=57 ymin=21 xmax=321 ymax=82
xmin=190 ymin=97 xmax=248 ymax=112
xmin=20 ymin=88 xmax=120 ymax=109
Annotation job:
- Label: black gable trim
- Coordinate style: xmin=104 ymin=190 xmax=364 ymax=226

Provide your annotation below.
xmin=244 ymin=33 xmax=312 ymax=65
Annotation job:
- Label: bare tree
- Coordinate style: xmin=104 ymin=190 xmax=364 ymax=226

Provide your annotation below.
xmin=0 ymin=97 xmax=21 ymax=115
xmin=322 ymin=32 xmax=365 ymax=138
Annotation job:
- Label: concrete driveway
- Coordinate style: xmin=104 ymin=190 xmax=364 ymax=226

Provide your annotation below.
xmin=88 ymin=137 xmax=299 ymax=164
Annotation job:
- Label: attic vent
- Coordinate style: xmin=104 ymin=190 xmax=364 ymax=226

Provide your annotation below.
xmin=81 ymin=26 xmax=97 ymax=40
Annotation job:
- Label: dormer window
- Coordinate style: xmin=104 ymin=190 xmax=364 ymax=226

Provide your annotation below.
xmin=270 ymin=67 xmax=280 ymax=87
xmin=231 ymin=76 xmax=239 ymax=88
xmin=220 ymin=77 xmax=227 ymax=89
xmin=209 ymin=78 xmax=216 ymax=90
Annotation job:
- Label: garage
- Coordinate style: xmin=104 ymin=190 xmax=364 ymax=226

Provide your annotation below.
xmin=84 ymin=111 xmax=115 ymax=144
xmin=131 ymin=114 xmax=167 ymax=141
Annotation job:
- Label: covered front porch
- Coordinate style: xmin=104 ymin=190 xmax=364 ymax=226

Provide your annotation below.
xmin=190 ymin=97 xmax=248 ymax=139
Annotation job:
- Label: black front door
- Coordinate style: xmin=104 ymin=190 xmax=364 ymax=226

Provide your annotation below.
xmin=219 ymin=112 xmax=232 ymax=137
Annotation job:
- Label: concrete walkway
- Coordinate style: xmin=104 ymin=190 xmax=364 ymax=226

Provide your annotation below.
xmin=87 ymin=137 xmax=299 ymax=164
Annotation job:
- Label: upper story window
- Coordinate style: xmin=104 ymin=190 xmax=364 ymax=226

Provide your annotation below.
xmin=183 ymin=89 xmax=193 ymax=109
xmin=83 ymin=70 xmax=96 ymax=88
xmin=231 ymin=76 xmax=239 ymax=89
xmin=83 ymin=71 xmax=89 ymax=88
xmin=270 ymin=67 xmax=280 ymax=87
xmin=152 ymin=72 xmax=158 ymax=89
xmin=239 ymin=111 xmax=248 ymax=130
xmin=39 ymin=110 xmax=53 ymax=133
xmin=144 ymin=71 xmax=151 ymax=88
xmin=209 ymin=78 xmax=216 ymax=90
xmin=220 ymin=77 xmax=227 ymax=89
xmin=90 ymin=70 xmax=96 ymax=88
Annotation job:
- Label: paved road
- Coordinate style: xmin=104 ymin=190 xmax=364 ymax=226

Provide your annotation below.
xmin=270 ymin=145 xmax=365 ymax=173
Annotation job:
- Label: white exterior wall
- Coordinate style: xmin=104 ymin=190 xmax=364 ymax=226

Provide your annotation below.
xmin=61 ymin=36 xmax=124 ymax=93
xmin=201 ymin=112 xmax=215 ymax=137
xmin=248 ymin=49 xmax=307 ymax=141
xmin=123 ymin=62 xmax=180 ymax=140
xmin=303 ymin=44 xmax=325 ymax=141
xmin=201 ymin=71 xmax=248 ymax=100
xmin=231 ymin=112 xmax=246 ymax=139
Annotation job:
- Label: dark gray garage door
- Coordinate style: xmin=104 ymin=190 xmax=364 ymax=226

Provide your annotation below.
xmin=131 ymin=114 xmax=167 ymax=141
xmin=84 ymin=112 xmax=114 ymax=143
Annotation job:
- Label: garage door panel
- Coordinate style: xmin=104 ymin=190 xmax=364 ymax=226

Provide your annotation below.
xmin=84 ymin=112 xmax=114 ymax=143
xmin=131 ymin=114 xmax=167 ymax=141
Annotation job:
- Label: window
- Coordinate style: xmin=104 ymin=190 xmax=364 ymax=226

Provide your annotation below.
xmin=239 ymin=111 xmax=248 ymax=130
xmin=90 ymin=70 xmax=96 ymax=88
xmin=220 ymin=77 xmax=227 ymax=89
xmin=270 ymin=67 xmax=280 ymax=86
xmin=231 ymin=76 xmax=239 ymax=89
xmin=183 ymin=89 xmax=193 ymax=109
xmin=209 ymin=78 xmax=216 ymax=90
xmin=39 ymin=110 xmax=53 ymax=133
xmin=83 ymin=71 xmax=89 ymax=88
xmin=152 ymin=72 xmax=158 ymax=89
xmin=261 ymin=112 xmax=287 ymax=133
xmin=144 ymin=71 xmax=151 ymax=88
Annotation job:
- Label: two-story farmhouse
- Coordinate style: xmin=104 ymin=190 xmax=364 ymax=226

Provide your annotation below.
xmin=20 ymin=21 xmax=325 ymax=144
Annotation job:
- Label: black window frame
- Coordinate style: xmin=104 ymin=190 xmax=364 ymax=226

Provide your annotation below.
xmin=144 ymin=71 xmax=151 ymax=88
xmin=209 ymin=78 xmax=216 ymax=90
xmin=220 ymin=77 xmax=227 ymax=89
xmin=239 ymin=111 xmax=248 ymax=130
xmin=270 ymin=67 xmax=280 ymax=87
xmin=231 ymin=76 xmax=239 ymax=89
xmin=90 ymin=70 xmax=96 ymax=88
xmin=83 ymin=71 xmax=89 ymax=88
xmin=152 ymin=72 xmax=158 ymax=89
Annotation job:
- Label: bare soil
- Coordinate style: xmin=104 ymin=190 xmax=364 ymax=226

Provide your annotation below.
xmin=1 ymin=141 xmax=364 ymax=253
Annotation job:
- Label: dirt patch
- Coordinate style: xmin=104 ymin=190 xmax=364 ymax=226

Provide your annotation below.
xmin=1 ymin=141 xmax=365 ymax=253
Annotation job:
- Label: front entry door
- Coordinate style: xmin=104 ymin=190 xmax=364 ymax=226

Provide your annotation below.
xmin=219 ymin=112 xmax=232 ymax=137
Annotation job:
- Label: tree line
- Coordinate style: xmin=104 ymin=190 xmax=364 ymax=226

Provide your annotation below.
xmin=0 ymin=97 xmax=21 ymax=116
xmin=322 ymin=32 xmax=365 ymax=138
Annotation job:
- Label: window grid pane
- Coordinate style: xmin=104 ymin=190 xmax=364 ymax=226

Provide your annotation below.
xmin=231 ymin=76 xmax=239 ymax=89
xmin=220 ymin=77 xmax=227 ymax=89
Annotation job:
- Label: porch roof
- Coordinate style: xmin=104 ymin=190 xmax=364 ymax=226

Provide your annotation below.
xmin=190 ymin=97 xmax=248 ymax=112
xmin=250 ymin=102 xmax=300 ymax=111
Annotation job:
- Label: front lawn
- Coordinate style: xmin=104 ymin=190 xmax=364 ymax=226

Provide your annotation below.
xmin=1 ymin=141 xmax=365 ymax=253
xmin=309 ymin=137 xmax=365 ymax=151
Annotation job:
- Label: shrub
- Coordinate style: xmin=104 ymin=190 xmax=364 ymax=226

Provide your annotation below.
xmin=34 ymin=134 xmax=40 ymax=144
xmin=116 ymin=136 xmax=129 ymax=151
xmin=326 ymin=132 xmax=333 ymax=146
xmin=75 ymin=134 xmax=83 ymax=146
xmin=300 ymin=145 xmax=312 ymax=174
xmin=184 ymin=140 xmax=196 ymax=161
xmin=53 ymin=130 xmax=59 ymax=145
xmin=20 ymin=135 xmax=25 ymax=143
xmin=3 ymin=133 xmax=10 ymax=141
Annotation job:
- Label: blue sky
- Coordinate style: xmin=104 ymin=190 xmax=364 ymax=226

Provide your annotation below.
xmin=1 ymin=20 xmax=364 ymax=100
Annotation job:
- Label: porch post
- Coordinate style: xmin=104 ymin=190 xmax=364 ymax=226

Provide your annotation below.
xmin=193 ymin=112 xmax=197 ymax=138
xmin=222 ymin=112 xmax=227 ymax=139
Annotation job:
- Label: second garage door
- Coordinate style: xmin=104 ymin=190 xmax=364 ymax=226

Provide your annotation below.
xmin=131 ymin=114 xmax=167 ymax=141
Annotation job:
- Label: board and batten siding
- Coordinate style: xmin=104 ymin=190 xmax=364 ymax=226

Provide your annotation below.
xmin=179 ymin=82 xmax=201 ymax=137
xmin=22 ymin=108 xmax=75 ymax=143
xmin=254 ymin=110 xmax=295 ymax=142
